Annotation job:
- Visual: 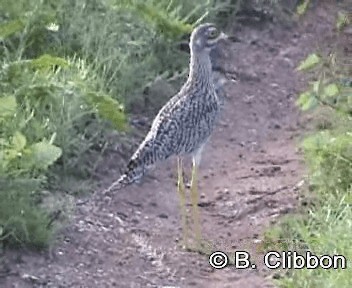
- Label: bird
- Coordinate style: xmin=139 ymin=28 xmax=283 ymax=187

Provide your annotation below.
xmin=103 ymin=23 xmax=229 ymax=252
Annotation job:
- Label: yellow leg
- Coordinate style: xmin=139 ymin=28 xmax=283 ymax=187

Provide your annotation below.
xmin=177 ymin=157 xmax=188 ymax=249
xmin=190 ymin=161 xmax=202 ymax=250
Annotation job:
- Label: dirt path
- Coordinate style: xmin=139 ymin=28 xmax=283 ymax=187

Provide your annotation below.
xmin=1 ymin=4 xmax=336 ymax=288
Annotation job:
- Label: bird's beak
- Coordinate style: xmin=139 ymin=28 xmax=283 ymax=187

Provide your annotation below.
xmin=217 ymin=32 xmax=241 ymax=44
xmin=218 ymin=32 xmax=229 ymax=41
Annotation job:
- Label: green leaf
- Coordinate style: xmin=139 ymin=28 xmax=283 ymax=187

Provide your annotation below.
xmin=85 ymin=92 xmax=127 ymax=130
xmin=302 ymin=132 xmax=328 ymax=152
xmin=12 ymin=132 xmax=27 ymax=152
xmin=117 ymin=0 xmax=192 ymax=38
xmin=31 ymin=54 xmax=69 ymax=71
xmin=348 ymin=92 xmax=352 ymax=107
xmin=312 ymin=80 xmax=321 ymax=94
xmin=0 ymin=95 xmax=17 ymax=118
xmin=0 ymin=20 xmax=24 ymax=39
xmin=30 ymin=142 xmax=62 ymax=169
xmin=5 ymin=148 xmax=19 ymax=161
xmin=296 ymin=91 xmax=318 ymax=111
xmin=296 ymin=0 xmax=310 ymax=16
xmin=136 ymin=2 xmax=192 ymax=37
xmin=297 ymin=53 xmax=321 ymax=71
xmin=0 ymin=150 xmax=6 ymax=170
xmin=323 ymin=83 xmax=339 ymax=98
xmin=336 ymin=12 xmax=349 ymax=30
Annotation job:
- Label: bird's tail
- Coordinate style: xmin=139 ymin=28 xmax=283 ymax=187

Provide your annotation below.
xmin=103 ymin=156 xmax=146 ymax=194
xmin=103 ymin=174 xmax=131 ymax=194
xmin=102 ymin=136 xmax=160 ymax=194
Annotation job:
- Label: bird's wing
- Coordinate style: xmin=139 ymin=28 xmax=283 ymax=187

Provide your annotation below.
xmin=103 ymin=91 xmax=186 ymax=194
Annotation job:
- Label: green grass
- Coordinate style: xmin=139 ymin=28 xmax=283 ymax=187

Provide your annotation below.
xmin=264 ymin=8 xmax=352 ymax=287
xmin=264 ymin=125 xmax=352 ymax=287
xmin=266 ymin=187 xmax=352 ymax=287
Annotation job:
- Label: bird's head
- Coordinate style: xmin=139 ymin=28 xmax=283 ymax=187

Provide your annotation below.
xmin=190 ymin=23 xmax=228 ymax=54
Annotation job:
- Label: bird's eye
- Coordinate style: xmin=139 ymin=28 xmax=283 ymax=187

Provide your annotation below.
xmin=208 ymin=28 xmax=219 ymax=39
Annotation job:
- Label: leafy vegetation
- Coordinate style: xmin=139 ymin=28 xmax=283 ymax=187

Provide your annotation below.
xmin=265 ymin=7 xmax=352 ymax=288
xmin=0 ymin=0 xmax=231 ymax=248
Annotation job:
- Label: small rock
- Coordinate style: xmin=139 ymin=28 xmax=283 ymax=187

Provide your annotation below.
xmin=273 ymin=123 xmax=281 ymax=129
xmin=22 ymin=274 xmax=41 ymax=283
xmin=158 ymin=213 xmax=168 ymax=219
xmin=131 ymin=218 xmax=139 ymax=224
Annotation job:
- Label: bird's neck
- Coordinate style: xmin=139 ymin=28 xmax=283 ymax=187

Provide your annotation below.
xmin=187 ymin=50 xmax=213 ymax=89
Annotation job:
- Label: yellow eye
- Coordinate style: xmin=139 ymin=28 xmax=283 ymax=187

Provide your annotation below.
xmin=208 ymin=28 xmax=219 ymax=39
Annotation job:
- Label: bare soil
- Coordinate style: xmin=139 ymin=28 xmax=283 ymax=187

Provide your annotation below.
xmin=1 ymin=3 xmax=337 ymax=288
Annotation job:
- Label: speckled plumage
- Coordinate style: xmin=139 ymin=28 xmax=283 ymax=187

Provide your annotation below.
xmin=105 ymin=23 xmax=226 ymax=192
